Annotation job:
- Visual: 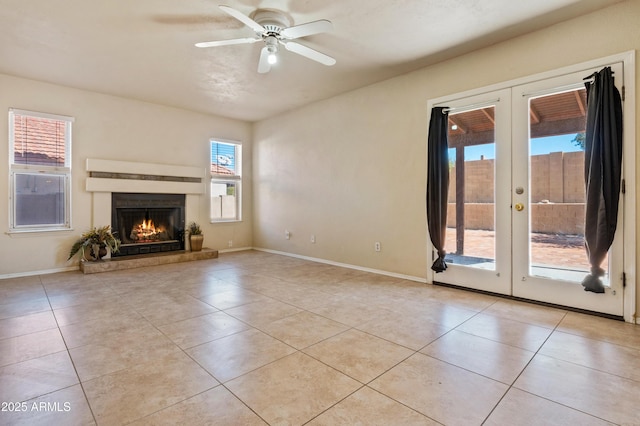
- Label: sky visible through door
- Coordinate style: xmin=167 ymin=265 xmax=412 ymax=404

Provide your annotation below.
xmin=452 ymin=134 xmax=583 ymax=161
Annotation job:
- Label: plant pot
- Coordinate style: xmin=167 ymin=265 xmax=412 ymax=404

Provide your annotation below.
xmin=83 ymin=244 xmax=108 ymax=261
xmin=190 ymin=234 xmax=204 ymax=252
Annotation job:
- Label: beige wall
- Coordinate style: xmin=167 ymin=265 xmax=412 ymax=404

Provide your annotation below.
xmin=253 ymin=80 xmax=429 ymax=278
xmin=0 ymin=75 xmax=252 ymax=276
xmin=252 ymin=0 xmax=640 ymax=307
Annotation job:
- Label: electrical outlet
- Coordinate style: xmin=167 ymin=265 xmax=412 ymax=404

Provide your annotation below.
xmin=285 ymin=230 xmax=290 ymax=240
xmin=375 ymin=242 xmax=381 ymax=252
xmin=228 ymin=240 xmax=233 ymax=248
xmin=311 ymin=234 xmax=316 ymax=243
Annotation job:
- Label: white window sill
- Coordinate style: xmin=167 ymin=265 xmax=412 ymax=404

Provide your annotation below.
xmin=7 ymin=227 xmax=74 ymax=237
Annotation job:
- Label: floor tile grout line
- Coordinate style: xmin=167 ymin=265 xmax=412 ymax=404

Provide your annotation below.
xmin=474 ymin=297 xmax=565 ymax=330
xmin=479 ymin=309 xmax=571 ymax=425
xmin=153 ymin=292 xmax=315 ymax=409
xmin=300 ymin=339 xmax=445 ymax=425
xmin=360 ymin=385 xmax=444 ymax=425
xmin=172 ymin=290 xmax=426 ymax=425
xmin=97 ymin=279 xmax=256 ymax=425
xmin=300 ymin=384 xmax=368 ymax=425
xmin=171 ymin=312 xmax=353 ymax=425
xmin=388 ymin=307 xmax=535 ymax=395
xmin=297 ymin=314 xmax=445 ymax=422
xmin=294 ymin=341 xmax=424 ymax=426
xmin=523 ymin=330 xmax=640 ymax=386
xmin=551 ymin=321 xmax=640 ymax=355
xmin=150 ymin=311 xmax=300 ymax=384
xmin=38 ymin=274 xmax=100 ymax=426
xmin=218 ymin=382 xmax=273 ymax=425
xmin=117 ymin=384 xmax=226 ymax=425
xmin=189 ymin=285 xmax=419 ymax=367
xmin=493 ymin=386 xmax=620 ymax=426
xmin=450 ymin=326 xmax=542 ymax=355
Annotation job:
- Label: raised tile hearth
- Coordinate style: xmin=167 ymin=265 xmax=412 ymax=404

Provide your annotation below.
xmin=79 ymin=249 xmax=218 ymax=274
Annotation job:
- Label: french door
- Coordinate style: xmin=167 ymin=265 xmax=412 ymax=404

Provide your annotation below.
xmin=511 ymin=65 xmax=624 ymax=316
xmin=431 ymin=61 xmax=627 ymax=317
xmin=434 ymin=89 xmax=513 ymax=296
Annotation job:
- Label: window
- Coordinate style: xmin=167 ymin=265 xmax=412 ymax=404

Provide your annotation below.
xmin=210 ymin=140 xmax=241 ymax=222
xmin=9 ymin=109 xmax=73 ymax=232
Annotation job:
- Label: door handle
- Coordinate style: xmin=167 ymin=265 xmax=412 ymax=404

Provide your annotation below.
xmin=515 ymin=203 xmax=525 ymax=211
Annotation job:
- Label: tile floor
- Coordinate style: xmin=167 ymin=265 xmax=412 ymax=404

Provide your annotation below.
xmin=1 ymin=250 xmax=640 ymax=425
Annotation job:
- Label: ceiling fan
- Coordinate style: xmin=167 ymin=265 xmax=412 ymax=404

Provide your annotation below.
xmin=195 ymin=5 xmax=336 ymax=74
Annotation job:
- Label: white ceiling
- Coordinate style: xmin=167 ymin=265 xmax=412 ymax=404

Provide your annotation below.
xmin=0 ymin=0 xmax=623 ymax=122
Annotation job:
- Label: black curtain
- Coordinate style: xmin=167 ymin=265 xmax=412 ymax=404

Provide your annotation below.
xmin=427 ymin=107 xmax=450 ymax=272
xmin=582 ymin=66 xmax=623 ymax=293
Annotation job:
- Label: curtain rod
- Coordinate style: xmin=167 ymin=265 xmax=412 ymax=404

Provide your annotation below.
xmin=521 ymin=82 xmax=585 ymax=98
xmin=583 ymin=68 xmax=614 ymax=82
xmin=523 ymin=69 xmax=615 ymax=98
xmin=438 ymin=98 xmax=501 ymax=114
xmin=521 ymin=68 xmax=615 ymax=98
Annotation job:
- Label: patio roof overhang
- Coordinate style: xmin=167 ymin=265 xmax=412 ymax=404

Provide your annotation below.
xmin=448 ymin=89 xmax=587 ymax=148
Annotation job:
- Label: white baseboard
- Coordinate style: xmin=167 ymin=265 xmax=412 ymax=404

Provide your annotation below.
xmin=0 ymin=266 xmax=79 ymax=280
xmin=218 ymin=246 xmax=254 ymax=254
xmin=252 ymin=247 xmax=427 ymax=284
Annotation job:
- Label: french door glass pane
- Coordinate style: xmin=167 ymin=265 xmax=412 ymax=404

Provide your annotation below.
xmin=444 ymin=107 xmax=496 ymax=270
xmin=527 ymin=88 xmax=608 ymax=283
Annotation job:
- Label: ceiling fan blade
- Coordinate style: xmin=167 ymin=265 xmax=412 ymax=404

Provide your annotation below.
xmin=280 ymin=20 xmax=333 ymax=39
xmin=195 ymin=37 xmax=260 ymax=48
xmin=283 ymin=41 xmax=336 ymax=66
xmin=257 ymin=46 xmax=271 ymax=74
xmin=219 ymin=5 xmax=265 ymax=34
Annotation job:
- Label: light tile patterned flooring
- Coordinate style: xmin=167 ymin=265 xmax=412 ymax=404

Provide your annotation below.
xmin=1 ymin=250 xmax=640 ymax=425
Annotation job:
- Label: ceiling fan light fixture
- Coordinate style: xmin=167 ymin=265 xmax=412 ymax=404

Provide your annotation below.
xmin=265 ymin=36 xmax=278 ymax=64
xmin=198 ymin=6 xmax=336 ymax=74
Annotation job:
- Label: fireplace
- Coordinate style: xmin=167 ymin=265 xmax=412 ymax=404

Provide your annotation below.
xmin=111 ymin=193 xmax=185 ymax=257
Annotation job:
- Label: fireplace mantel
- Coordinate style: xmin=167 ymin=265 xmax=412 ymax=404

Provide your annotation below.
xmin=86 ymin=158 xmax=205 ymax=194
xmin=85 ymin=159 xmax=205 ymax=242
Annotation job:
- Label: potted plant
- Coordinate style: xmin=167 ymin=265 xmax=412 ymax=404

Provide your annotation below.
xmin=187 ymin=221 xmax=204 ymax=252
xmin=68 ymin=225 xmax=121 ymax=261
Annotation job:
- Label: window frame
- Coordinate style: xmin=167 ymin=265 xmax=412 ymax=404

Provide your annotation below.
xmin=8 ymin=108 xmax=74 ymax=233
xmin=210 ymin=139 xmax=242 ymax=223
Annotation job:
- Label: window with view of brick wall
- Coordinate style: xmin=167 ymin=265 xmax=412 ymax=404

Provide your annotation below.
xmin=210 ymin=140 xmax=241 ymax=222
xmin=9 ymin=109 xmax=73 ymax=231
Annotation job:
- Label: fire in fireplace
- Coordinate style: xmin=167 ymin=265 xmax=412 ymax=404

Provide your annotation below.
xmin=111 ymin=193 xmax=185 ymax=256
